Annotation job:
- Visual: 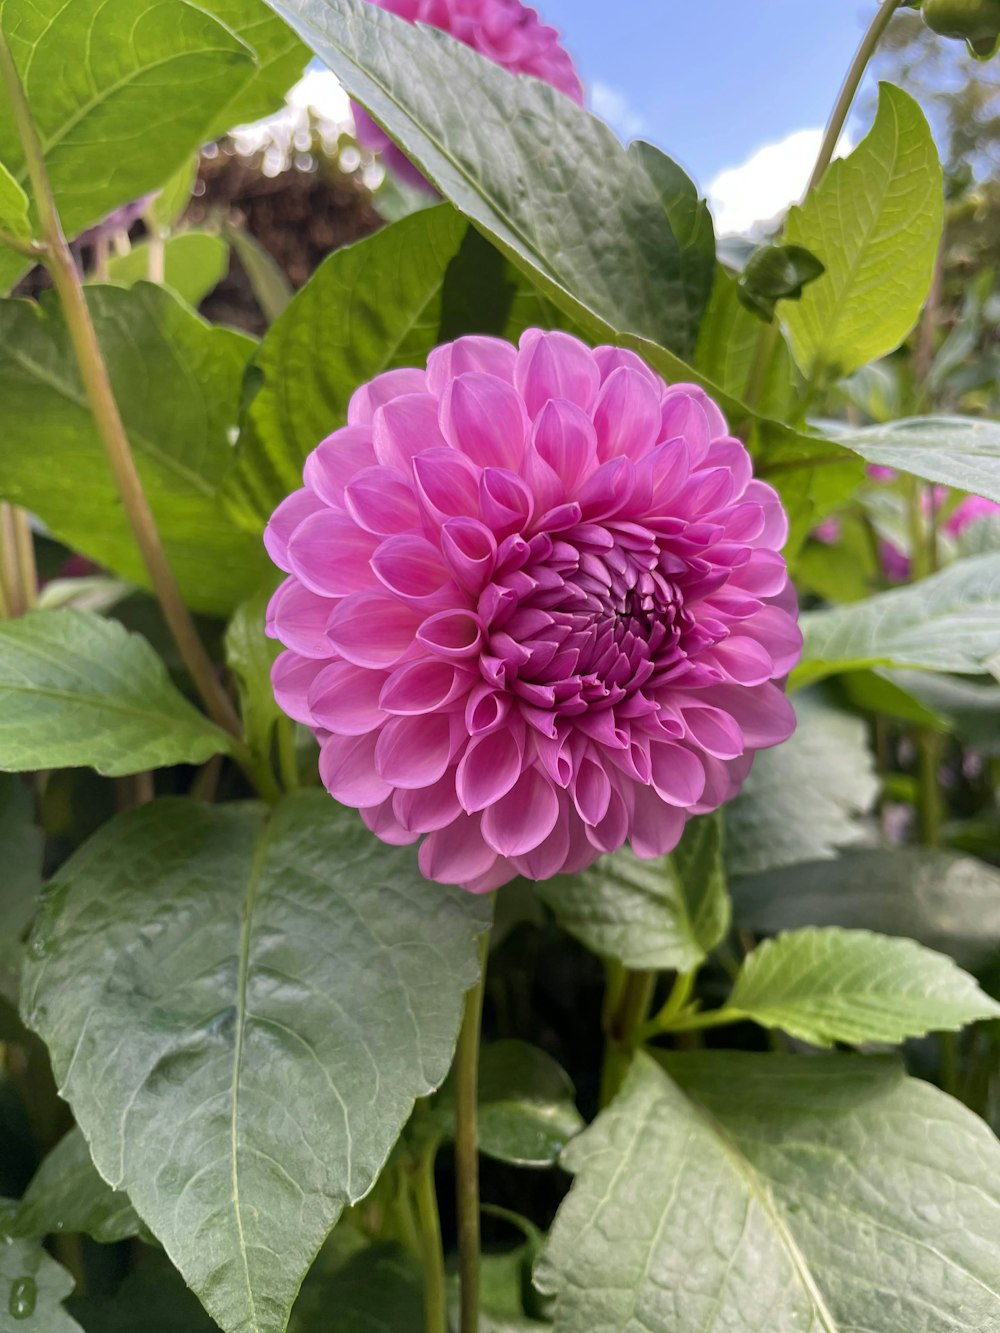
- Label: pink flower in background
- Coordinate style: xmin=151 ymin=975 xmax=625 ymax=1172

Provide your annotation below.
xmin=865 ymin=469 xmax=1000 ymax=582
xmin=943 ymin=493 xmax=1000 ymax=538
xmin=265 ymin=331 xmax=801 ymax=892
xmin=354 ymin=0 xmax=584 ymax=189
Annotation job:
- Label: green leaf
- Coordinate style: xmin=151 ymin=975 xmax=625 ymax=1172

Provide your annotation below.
xmin=0 ymin=284 xmax=269 ymax=615
xmin=738 ymin=242 xmax=825 ymax=322
xmin=437 ymin=1041 xmax=583 ymax=1170
xmin=289 ymin=1243 xmax=422 ymax=1333
xmin=0 ymin=159 xmax=30 ymax=242
xmin=0 ymin=774 xmax=42 ymax=1004
xmin=782 ymin=83 xmax=944 ymax=379
xmin=0 ymin=0 xmax=255 ymax=291
xmin=833 ymin=415 xmax=1000 ymax=503
xmin=223 ymin=203 xmax=467 ymax=529
xmin=21 ymin=794 xmax=491 ymax=1333
xmin=0 ymin=611 xmax=232 ymax=776
xmin=69 ymin=1252 xmax=221 ymax=1333
xmin=539 ymin=1052 xmax=1000 ymax=1332
xmin=224 ymin=584 xmax=281 ymax=771
xmin=726 ymin=926 xmax=1000 ymax=1047
xmin=726 ymin=693 xmax=879 ymax=880
xmin=795 ymin=552 xmax=1000 ymax=687
xmin=199 ymin=0 xmax=308 ymax=135
xmin=103 ymin=232 xmax=229 ymax=308
xmin=879 ymin=666 xmax=1000 ymax=751
xmin=733 ymin=847 xmax=1000 ymax=968
xmin=695 ymin=267 xmax=795 ymax=420
xmin=15 ymin=1129 xmax=143 ymax=1246
xmin=537 ymin=813 xmax=728 ymax=971
xmin=0 ymin=1198 xmax=82 ymax=1330
xmin=147 ymin=157 xmax=200 ymax=233
xmin=224 ymin=226 xmax=293 ymax=324
xmin=262 ymin=0 xmax=713 ymax=360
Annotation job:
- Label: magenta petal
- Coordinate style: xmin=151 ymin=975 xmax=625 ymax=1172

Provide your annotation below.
xmin=373 ymin=393 xmax=447 ymax=470
xmin=376 ymin=712 xmax=454 ymax=788
xmin=270 ymin=651 xmax=325 ymax=726
xmin=308 ymin=661 xmax=387 ymax=735
xmin=372 ymin=534 xmax=452 ymax=604
xmin=680 ymin=704 xmax=744 ymax=760
xmin=709 ymin=683 xmax=796 ymax=749
xmin=348 ymin=368 xmax=427 ymax=425
xmin=584 ymin=784 xmax=630 ymax=853
xmin=481 ymin=766 xmax=560 ymax=855
xmin=441 ymin=373 xmax=528 ymax=471
xmin=650 ymin=743 xmax=706 ymax=807
xmin=380 ymin=659 xmax=470 ymax=714
xmin=413 ymin=448 xmax=481 ymax=524
xmin=531 ymin=399 xmax=598 ymax=496
xmin=629 ymin=786 xmax=685 ymax=858
xmin=592 ymin=366 xmax=662 ymax=462
xmin=263 ymin=489 xmax=324 ymax=572
xmin=303 ymin=427 xmax=377 ymax=508
xmin=418 ymin=609 xmax=484 ymax=658
xmin=267 ymin=577 xmax=337 ymax=659
xmin=287 ymin=510 xmax=379 ymax=597
xmin=419 ymin=813 xmax=498 ymax=884
xmin=344 ymin=465 xmax=421 ymax=535
xmin=456 ymin=728 xmax=524 ymax=812
xmin=572 ymin=753 xmax=612 ymax=826
xmin=514 ymin=330 xmax=600 ymax=418
xmin=319 ymin=732 xmax=391 ymax=807
xmin=511 ymin=797 xmax=572 ymax=879
xmin=440 ymin=517 xmax=498 ymax=593
xmin=427 ymin=335 xmax=517 ymax=391
xmin=394 ymin=770 xmax=462 ymax=833
xmin=360 ymin=797 xmax=420 ymax=847
xmin=327 ymin=591 xmax=421 ymax=667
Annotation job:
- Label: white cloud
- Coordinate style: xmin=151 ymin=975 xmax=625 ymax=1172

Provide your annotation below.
xmin=590 ymin=81 xmax=647 ymax=143
xmin=707 ymin=127 xmax=854 ymax=237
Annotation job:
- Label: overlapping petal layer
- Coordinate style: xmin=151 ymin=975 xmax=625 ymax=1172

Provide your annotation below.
xmin=266 ymin=331 xmax=801 ymax=891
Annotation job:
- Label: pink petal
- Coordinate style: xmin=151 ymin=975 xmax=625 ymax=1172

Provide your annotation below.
xmin=270 ymin=651 xmax=325 ymax=727
xmin=440 ymin=517 xmax=498 ymax=593
xmin=360 ymin=797 xmax=420 ymax=847
xmin=426 ymin=335 xmax=517 ymax=391
xmin=584 ymin=784 xmax=630 ymax=853
xmin=413 ymin=447 xmax=481 ymax=524
xmin=380 ymin=659 xmax=471 ymax=714
xmin=327 ymin=591 xmax=421 ymax=668
xmin=650 ymin=743 xmax=706 ymax=807
xmin=348 ymin=368 xmax=427 ymax=425
xmin=319 ymin=732 xmax=391 ymax=807
xmin=375 ymin=713 xmax=455 ymax=788
xmin=373 ymin=393 xmax=447 ymax=470
xmin=738 ymin=607 xmax=803 ymax=677
xmin=512 ymin=797 xmax=572 ymax=879
xmin=707 ymin=683 xmax=796 ymax=749
xmin=479 ymin=468 xmax=534 ymax=537
xmin=456 ymin=727 xmax=524 ymax=812
xmin=531 ymin=399 xmax=599 ymax=496
xmin=344 ymin=465 xmax=421 ymax=535
xmin=663 ymin=383 xmax=728 ymax=441
xmin=286 ymin=511 xmax=379 ymax=597
xmin=441 ymin=373 xmax=528 ymax=471
xmin=303 ymin=428 xmax=377 ymax=508
xmin=371 ymin=534 xmax=453 ymax=605
xmin=593 ymin=346 xmax=664 ymax=392
xmin=419 ymin=812 xmax=498 ymax=884
xmin=592 ymin=366 xmax=662 ymax=462
xmin=394 ymin=770 xmax=462 ymax=833
xmin=464 ymin=858 xmax=518 ymax=894
xmin=481 ymin=766 xmax=560 ymax=856
xmin=743 ymin=480 xmax=789 ymax=549
xmin=267 ymin=577 xmax=336 ymax=659
xmin=464 ymin=683 xmax=512 ymax=735
xmin=571 ymin=753 xmax=612 ymax=826
xmin=308 ymin=661 xmax=387 ymax=735
xmin=264 ymin=489 xmax=324 ymax=572
xmin=514 ymin=330 xmax=600 ymax=417
xmin=679 ymin=704 xmax=744 ymax=760
xmin=418 ymin=608 xmax=484 ymax=658
xmin=629 ymin=786 xmax=686 ymax=858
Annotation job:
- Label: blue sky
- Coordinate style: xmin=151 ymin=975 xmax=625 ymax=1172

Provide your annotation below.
xmin=539 ymin=1 xmax=876 ymax=191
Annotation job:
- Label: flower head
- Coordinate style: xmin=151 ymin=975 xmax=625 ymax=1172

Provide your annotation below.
xmin=265 ymin=331 xmax=801 ymax=892
xmin=354 ymin=0 xmax=584 ymax=188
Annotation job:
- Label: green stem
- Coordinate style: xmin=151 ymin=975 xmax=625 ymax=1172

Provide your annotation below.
xmin=600 ymin=968 xmax=656 ymax=1105
xmin=412 ymin=1142 xmax=447 ymax=1333
xmin=277 ymin=718 xmax=299 ymax=791
xmin=455 ymin=931 xmax=489 ymax=1333
xmin=638 ymin=969 xmax=696 ymax=1042
xmin=916 ymin=730 xmax=942 ymax=846
xmin=0 ymin=26 xmax=243 ymax=745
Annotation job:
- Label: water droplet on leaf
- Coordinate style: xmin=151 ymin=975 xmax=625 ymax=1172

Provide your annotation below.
xmin=9 ymin=1275 xmax=37 ymax=1319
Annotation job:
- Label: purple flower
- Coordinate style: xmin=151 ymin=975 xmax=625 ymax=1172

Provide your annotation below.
xmin=265 ymin=331 xmax=801 ymax=892
xmin=354 ymin=0 xmax=584 ymax=189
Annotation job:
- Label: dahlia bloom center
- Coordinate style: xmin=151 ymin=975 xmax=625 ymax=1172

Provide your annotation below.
xmin=265 ymin=331 xmax=801 ymax=893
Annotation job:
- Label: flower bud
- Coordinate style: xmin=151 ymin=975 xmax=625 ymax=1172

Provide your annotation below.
xmin=921 ymin=0 xmax=1000 ymax=58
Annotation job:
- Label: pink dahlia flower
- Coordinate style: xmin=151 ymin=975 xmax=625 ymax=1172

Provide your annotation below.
xmin=265 ymin=331 xmax=801 ymax=892
xmin=354 ymin=0 xmax=584 ymax=189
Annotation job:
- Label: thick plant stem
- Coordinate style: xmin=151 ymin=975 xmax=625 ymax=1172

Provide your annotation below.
xmin=600 ymin=968 xmax=656 ymax=1105
xmin=0 ymin=29 xmax=242 ymax=743
xmin=412 ymin=1142 xmax=447 ymax=1333
xmin=455 ymin=933 xmax=489 ymax=1333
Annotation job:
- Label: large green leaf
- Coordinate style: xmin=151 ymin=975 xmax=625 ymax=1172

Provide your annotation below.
xmin=0 ymin=0 xmax=254 ymax=291
xmin=733 ymin=847 xmax=1000 ymax=968
xmin=795 ymin=553 xmax=1000 ymax=687
xmin=200 ymin=0 xmax=307 ymax=135
xmin=537 ymin=813 xmax=728 ymax=971
xmin=0 ymin=158 xmax=30 ymax=241
xmin=0 ymin=773 xmax=41 ymax=1003
xmin=223 ymin=203 xmax=467 ymax=529
xmin=15 ymin=1128 xmax=143 ymax=1245
xmin=695 ymin=266 xmax=795 ymax=420
xmin=0 ymin=283 xmax=268 ymax=615
xmin=70 ymin=1252 xmax=221 ymax=1333
xmin=782 ymin=83 xmax=944 ymax=380
xmin=0 ymin=1198 xmax=82 ymax=1330
xmin=536 ymin=1052 xmax=1000 ymax=1331
xmin=21 ymin=794 xmax=491 ymax=1333
xmin=0 ymin=611 xmax=232 ymax=776
xmin=262 ymin=0 xmax=712 ymax=360
xmin=726 ymin=693 xmax=879 ymax=880
xmin=289 ymin=1243 xmax=422 ymax=1333
xmin=103 ymin=232 xmax=230 ymax=308
xmin=833 ymin=415 xmax=1000 ymax=502
xmin=726 ymin=927 xmax=1000 ymax=1047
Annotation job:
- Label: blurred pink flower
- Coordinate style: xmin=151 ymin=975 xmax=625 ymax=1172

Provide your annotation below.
xmin=354 ymin=0 xmax=584 ymax=188
xmin=868 ymin=470 xmax=1000 ymax=581
xmin=943 ymin=493 xmax=1000 ymax=538
xmin=265 ymin=331 xmax=801 ymax=892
